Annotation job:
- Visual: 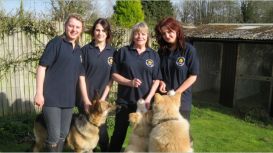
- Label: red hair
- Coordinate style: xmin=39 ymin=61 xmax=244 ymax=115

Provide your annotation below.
xmin=155 ymin=17 xmax=185 ymax=52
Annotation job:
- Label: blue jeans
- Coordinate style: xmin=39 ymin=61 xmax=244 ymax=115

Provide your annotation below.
xmin=43 ymin=107 xmax=73 ymax=145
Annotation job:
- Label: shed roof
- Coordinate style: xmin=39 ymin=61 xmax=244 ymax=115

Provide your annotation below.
xmin=183 ymin=23 xmax=273 ymax=43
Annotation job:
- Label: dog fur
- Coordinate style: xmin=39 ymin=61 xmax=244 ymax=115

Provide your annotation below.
xmin=124 ymin=99 xmax=152 ymax=153
xmin=149 ymin=92 xmax=193 ymax=152
xmin=33 ymin=100 xmax=116 ymax=153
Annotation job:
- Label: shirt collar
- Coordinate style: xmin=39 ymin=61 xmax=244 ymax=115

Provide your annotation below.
xmin=89 ymin=40 xmax=111 ymax=50
xmin=129 ymin=44 xmax=153 ymax=52
xmin=62 ymin=37 xmax=81 ymax=49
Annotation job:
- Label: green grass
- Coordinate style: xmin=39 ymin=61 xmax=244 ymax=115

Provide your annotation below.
xmin=0 ymin=101 xmax=272 ymax=152
xmin=191 ymin=102 xmax=273 ymax=152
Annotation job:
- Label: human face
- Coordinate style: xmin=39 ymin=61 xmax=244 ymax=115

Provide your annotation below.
xmin=65 ymin=17 xmax=83 ymax=42
xmin=161 ymin=26 xmax=177 ymax=44
xmin=133 ymin=30 xmax=148 ymax=48
xmin=94 ymin=23 xmax=107 ymax=43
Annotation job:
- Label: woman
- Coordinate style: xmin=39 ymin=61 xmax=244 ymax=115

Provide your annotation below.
xmin=108 ymin=22 xmax=162 ymax=152
xmin=34 ymin=14 xmax=84 ymax=152
xmin=155 ymin=17 xmax=199 ymax=122
xmin=78 ymin=18 xmax=114 ymax=152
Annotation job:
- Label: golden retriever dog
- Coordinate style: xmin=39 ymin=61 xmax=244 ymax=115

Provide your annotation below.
xmin=33 ymin=99 xmax=116 ymax=153
xmin=149 ymin=92 xmax=193 ymax=152
xmin=125 ymin=99 xmax=152 ymax=153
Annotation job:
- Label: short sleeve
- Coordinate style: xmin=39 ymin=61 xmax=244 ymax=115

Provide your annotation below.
xmin=81 ymin=45 xmax=88 ymax=71
xmin=111 ymin=49 xmax=122 ymax=74
xmin=153 ymin=52 xmax=163 ymax=80
xmin=187 ymin=45 xmax=199 ymax=75
xmin=39 ymin=37 xmax=61 ymax=67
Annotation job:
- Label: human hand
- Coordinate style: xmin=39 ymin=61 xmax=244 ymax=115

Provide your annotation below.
xmin=84 ymin=101 xmax=92 ymax=113
xmin=34 ymin=93 xmax=44 ymax=108
xmin=145 ymin=102 xmax=150 ymax=110
xmin=144 ymin=98 xmax=151 ymax=110
xmin=159 ymin=81 xmax=167 ymax=93
xmin=131 ymin=78 xmax=142 ymax=88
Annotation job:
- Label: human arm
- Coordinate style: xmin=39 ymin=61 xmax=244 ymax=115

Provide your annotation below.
xmin=100 ymin=79 xmax=113 ymax=101
xmin=175 ymin=75 xmax=197 ymax=93
xmin=34 ymin=66 xmax=46 ymax=108
xmin=112 ymin=73 xmax=142 ymax=88
xmin=79 ymin=76 xmax=92 ymax=112
xmin=144 ymin=79 xmax=160 ymax=109
xmin=159 ymin=80 xmax=167 ymax=93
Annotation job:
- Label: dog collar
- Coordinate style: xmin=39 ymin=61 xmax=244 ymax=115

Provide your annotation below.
xmin=153 ymin=117 xmax=179 ymax=127
xmin=88 ymin=120 xmax=99 ymax=128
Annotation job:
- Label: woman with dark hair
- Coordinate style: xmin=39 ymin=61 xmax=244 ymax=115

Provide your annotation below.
xmin=155 ymin=17 xmax=199 ymax=122
xmin=78 ymin=18 xmax=114 ymax=152
xmin=34 ymin=13 xmax=84 ymax=152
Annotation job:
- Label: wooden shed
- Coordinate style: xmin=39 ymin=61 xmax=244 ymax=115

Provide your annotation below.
xmin=184 ymin=24 xmax=273 ymax=117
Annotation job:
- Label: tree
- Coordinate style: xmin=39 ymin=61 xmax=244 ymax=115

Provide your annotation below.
xmin=142 ymin=0 xmax=174 ymax=27
xmin=240 ymin=0 xmax=255 ymax=23
xmin=50 ymin=0 xmax=96 ymax=21
xmin=240 ymin=0 xmax=273 ymax=23
xmin=112 ymin=0 xmax=144 ymax=28
xmin=175 ymin=0 xmax=241 ymax=24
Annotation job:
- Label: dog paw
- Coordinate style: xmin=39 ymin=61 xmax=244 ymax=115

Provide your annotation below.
xmin=137 ymin=99 xmax=147 ymax=113
xmin=167 ymin=90 xmax=176 ymax=96
xmin=137 ymin=98 xmax=145 ymax=104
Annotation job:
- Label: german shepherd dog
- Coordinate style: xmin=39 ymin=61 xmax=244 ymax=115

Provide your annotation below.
xmin=33 ymin=99 xmax=116 ymax=153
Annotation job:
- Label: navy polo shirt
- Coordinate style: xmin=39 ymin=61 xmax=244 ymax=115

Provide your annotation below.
xmin=39 ymin=36 xmax=83 ymax=107
xmin=112 ymin=45 xmax=162 ymax=104
xmin=81 ymin=41 xmax=115 ymax=100
xmin=159 ymin=42 xmax=199 ymax=111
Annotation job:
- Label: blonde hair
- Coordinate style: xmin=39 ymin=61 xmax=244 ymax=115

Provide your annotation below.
xmin=63 ymin=13 xmax=84 ymax=44
xmin=129 ymin=22 xmax=151 ymax=48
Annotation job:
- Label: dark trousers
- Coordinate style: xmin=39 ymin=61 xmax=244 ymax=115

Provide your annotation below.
xmin=108 ymin=104 xmax=137 ymax=152
xmin=98 ymin=123 xmax=109 ymax=152
xmin=180 ymin=110 xmax=191 ymax=122
xmin=180 ymin=110 xmax=193 ymax=142
xmin=43 ymin=106 xmax=73 ymax=145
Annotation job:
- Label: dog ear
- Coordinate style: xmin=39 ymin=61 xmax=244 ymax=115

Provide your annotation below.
xmin=91 ymin=99 xmax=102 ymax=113
xmin=91 ymin=90 xmax=100 ymax=105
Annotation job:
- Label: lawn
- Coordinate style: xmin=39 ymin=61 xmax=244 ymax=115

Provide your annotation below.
xmin=0 ymin=100 xmax=272 ymax=152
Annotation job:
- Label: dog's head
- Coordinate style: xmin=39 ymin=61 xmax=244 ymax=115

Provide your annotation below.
xmin=88 ymin=99 xmax=116 ymax=117
xmin=153 ymin=91 xmax=181 ymax=112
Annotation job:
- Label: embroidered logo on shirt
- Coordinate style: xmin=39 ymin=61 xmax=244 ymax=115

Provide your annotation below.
xmin=176 ymin=57 xmax=185 ymax=66
xmin=108 ymin=57 xmax=113 ymax=66
xmin=146 ymin=59 xmax=154 ymax=67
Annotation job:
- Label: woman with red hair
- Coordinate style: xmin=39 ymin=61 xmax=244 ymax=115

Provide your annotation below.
xmin=155 ymin=17 xmax=199 ymax=122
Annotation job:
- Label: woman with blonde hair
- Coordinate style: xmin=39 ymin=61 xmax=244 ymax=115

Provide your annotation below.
xmin=34 ymin=14 xmax=84 ymax=152
xmin=108 ymin=22 xmax=162 ymax=152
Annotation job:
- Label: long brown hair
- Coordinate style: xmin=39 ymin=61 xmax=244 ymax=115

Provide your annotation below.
xmin=90 ymin=18 xmax=112 ymax=44
xmin=155 ymin=17 xmax=185 ymax=54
